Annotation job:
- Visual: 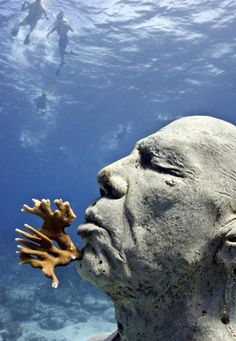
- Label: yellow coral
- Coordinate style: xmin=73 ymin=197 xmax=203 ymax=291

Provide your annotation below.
xmin=16 ymin=198 xmax=82 ymax=288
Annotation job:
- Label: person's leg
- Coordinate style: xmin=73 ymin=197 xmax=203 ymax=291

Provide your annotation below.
xmin=24 ymin=20 xmax=37 ymax=45
xmin=29 ymin=20 xmax=37 ymax=34
xmin=11 ymin=16 xmax=28 ymax=36
xmin=58 ymin=36 xmax=69 ymax=65
xmin=11 ymin=24 xmax=20 ymax=36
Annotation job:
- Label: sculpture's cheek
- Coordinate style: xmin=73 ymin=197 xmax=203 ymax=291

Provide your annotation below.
xmin=124 ymin=170 xmax=187 ymax=228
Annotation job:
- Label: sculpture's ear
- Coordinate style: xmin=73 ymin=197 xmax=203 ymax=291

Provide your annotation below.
xmin=215 ymin=222 xmax=236 ymax=270
xmin=215 ymin=199 xmax=236 ymax=269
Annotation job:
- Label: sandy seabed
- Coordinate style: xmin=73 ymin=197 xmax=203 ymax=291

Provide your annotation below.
xmin=15 ymin=317 xmax=116 ymax=341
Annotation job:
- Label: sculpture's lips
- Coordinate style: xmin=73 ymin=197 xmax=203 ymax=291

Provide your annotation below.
xmin=78 ymin=223 xmax=106 ymax=238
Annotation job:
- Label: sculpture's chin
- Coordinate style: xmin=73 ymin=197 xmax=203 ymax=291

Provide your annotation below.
xmin=77 ymin=243 xmax=111 ymax=284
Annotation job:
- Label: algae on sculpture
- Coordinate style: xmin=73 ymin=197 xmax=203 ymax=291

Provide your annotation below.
xmin=17 ymin=116 xmax=236 ymax=341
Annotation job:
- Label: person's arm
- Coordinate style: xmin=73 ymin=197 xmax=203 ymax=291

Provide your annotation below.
xmin=21 ymin=1 xmax=30 ymax=11
xmin=42 ymin=6 xmax=49 ymax=20
xmin=64 ymin=19 xmax=74 ymax=32
xmin=47 ymin=24 xmax=56 ymax=37
xmin=68 ymin=24 xmax=74 ymax=32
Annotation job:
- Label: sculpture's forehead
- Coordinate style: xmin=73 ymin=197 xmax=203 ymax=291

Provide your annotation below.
xmin=136 ymin=128 xmax=190 ymax=154
xmin=135 ymin=115 xmax=224 ymax=153
xmin=145 ymin=116 xmax=236 ymax=144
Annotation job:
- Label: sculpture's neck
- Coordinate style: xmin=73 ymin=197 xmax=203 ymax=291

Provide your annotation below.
xmin=111 ymin=267 xmax=236 ymax=341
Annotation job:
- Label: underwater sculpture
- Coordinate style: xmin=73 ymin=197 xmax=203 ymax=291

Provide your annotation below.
xmin=16 ymin=116 xmax=236 ymax=340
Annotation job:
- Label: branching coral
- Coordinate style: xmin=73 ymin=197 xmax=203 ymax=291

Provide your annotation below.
xmin=16 ymin=199 xmax=82 ymax=288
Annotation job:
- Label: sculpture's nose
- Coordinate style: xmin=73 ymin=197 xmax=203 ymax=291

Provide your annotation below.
xmin=97 ymin=167 xmax=128 ymax=199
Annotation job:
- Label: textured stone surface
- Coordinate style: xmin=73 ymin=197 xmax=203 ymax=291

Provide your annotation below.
xmin=77 ymin=116 xmax=236 ymax=340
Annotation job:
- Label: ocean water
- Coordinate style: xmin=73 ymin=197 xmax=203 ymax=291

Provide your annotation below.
xmin=0 ymin=0 xmax=236 ymax=340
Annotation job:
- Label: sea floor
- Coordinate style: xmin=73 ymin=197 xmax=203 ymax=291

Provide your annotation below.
xmin=0 ymin=250 xmax=116 ymax=341
xmin=16 ymin=318 xmax=116 ymax=341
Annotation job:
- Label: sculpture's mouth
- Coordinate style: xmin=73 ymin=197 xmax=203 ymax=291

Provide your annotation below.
xmin=77 ymin=210 xmax=113 ymax=257
xmin=78 ymin=222 xmax=106 ymax=238
xmin=78 ymin=223 xmax=111 ymax=261
xmin=78 ymin=211 xmax=126 ymax=268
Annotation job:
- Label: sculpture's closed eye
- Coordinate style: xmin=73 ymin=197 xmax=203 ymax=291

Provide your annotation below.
xmin=151 ymin=157 xmax=185 ymax=177
xmin=139 ymin=149 xmax=184 ymax=177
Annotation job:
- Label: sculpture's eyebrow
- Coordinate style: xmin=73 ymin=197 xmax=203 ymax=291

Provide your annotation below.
xmin=136 ymin=140 xmax=194 ymax=178
xmin=136 ymin=140 xmax=181 ymax=164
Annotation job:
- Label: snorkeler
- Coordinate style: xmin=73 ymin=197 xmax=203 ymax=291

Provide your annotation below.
xmin=47 ymin=11 xmax=74 ymax=75
xmin=34 ymin=91 xmax=47 ymax=112
xmin=11 ymin=0 xmax=49 ymax=45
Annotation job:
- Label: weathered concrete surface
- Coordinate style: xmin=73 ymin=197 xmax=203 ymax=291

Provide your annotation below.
xmin=77 ymin=116 xmax=236 ymax=341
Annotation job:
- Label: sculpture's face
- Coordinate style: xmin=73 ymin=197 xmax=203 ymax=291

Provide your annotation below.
xmin=77 ymin=117 xmax=233 ymax=293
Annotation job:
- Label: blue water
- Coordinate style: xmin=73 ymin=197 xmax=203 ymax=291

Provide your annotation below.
xmin=0 ymin=0 xmax=236 ymax=339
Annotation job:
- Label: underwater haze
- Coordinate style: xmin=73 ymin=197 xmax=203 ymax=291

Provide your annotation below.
xmin=1 ymin=0 xmax=236 ymax=340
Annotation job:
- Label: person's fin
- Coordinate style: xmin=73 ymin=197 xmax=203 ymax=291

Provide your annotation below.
xmin=56 ymin=66 xmax=61 ymax=76
xmin=24 ymin=34 xmax=30 ymax=45
xmin=11 ymin=26 xmax=19 ymax=37
xmin=56 ymin=62 xmax=65 ymax=76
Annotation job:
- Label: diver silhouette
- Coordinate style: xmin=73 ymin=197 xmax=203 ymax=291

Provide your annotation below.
xmin=11 ymin=0 xmax=49 ymax=45
xmin=47 ymin=11 xmax=74 ymax=76
xmin=34 ymin=91 xmax=47 ymax=112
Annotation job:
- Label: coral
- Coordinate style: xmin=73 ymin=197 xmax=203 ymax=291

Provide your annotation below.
xmin=16 ymin=199 xmax=82 ymax=288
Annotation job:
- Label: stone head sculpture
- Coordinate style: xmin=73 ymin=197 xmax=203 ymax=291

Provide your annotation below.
xmin=77 ymin=116 xmax=236 ymax=340
xmin=17 ymin=116 xmax=236 ymax=341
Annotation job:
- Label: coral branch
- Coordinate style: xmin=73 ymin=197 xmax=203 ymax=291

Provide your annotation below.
xmin=16 ymin=199 xmax=82 ymax=288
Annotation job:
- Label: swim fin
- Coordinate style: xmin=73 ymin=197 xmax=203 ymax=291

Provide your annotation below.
xmin=56 ymin=62 xmax=65 ymax=76
xmin=24 ymin=34 xmax=30 ymax=45
xmin=11 ymin=26 xmax=19 ymax=37
xmin=56 ymin=67 xmax=60 ymax=76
